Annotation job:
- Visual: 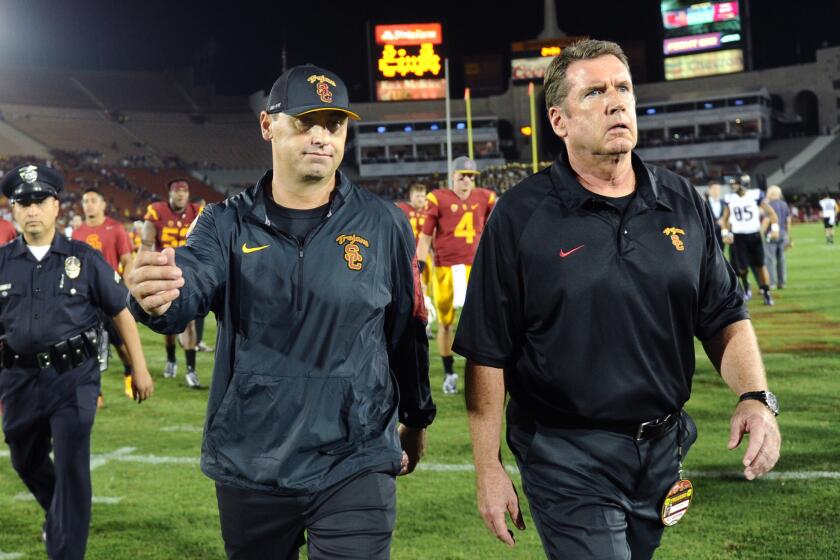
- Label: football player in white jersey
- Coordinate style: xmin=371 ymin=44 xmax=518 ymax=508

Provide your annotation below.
xmin=721 ymin=175 xmax=779 ymax=305
xmin=818 ymin=193 xmax=838 ymax=244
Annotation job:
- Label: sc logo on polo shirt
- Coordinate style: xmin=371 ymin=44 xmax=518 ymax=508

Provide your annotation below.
xmin=663 ymin=227 xmax=686 ymax=252
xmin=336 ymin=234 xmax=370 ymax=271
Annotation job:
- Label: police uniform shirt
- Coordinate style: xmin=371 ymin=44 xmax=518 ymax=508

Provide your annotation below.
xmin=0 ymin=234 xmax=127 ymax=355
xmin=453 ymin=147 xmax=748 ymax=427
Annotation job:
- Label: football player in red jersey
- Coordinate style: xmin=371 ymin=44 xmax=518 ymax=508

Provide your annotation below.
xmin=74 ymin=188 xmax=144 ymax=403
xmin=417 ymin=157 xmax=495 ymax=394
xmin=396 ymin=183 xmax=429 ymax=240
xmin=0 ymin=216 xmax=18 ymax=244
xmin=396 ymin=183 xmax=436 ymax=336
xmin=141 ymin=178 xmax=202 ymax=388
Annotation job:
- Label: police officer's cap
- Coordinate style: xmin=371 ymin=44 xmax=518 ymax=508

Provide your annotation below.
xmin=1 ymin=164 xmax=63 ymax=202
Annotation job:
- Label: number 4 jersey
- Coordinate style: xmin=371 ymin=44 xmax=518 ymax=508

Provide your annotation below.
xmin=144 ymin=201 xmax=202 ymax=249
xmin=422 ymin=187 xmax=495 ymax=266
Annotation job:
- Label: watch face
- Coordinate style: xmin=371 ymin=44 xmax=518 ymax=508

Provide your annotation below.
xmin=765 ymin=392 xmax=780 ymax=414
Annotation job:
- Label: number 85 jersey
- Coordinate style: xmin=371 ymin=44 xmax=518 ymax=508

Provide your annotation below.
xmin=144 ymin=201 xmax=202 ymax=250
xmin=422 ymin=187 xmax=495 ymax=267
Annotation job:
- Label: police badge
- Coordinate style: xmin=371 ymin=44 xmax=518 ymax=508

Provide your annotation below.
xmin=19 ymin=165 xmax=38 ymax=184
xmin=65 ymin=256 xmax=82 ymax=279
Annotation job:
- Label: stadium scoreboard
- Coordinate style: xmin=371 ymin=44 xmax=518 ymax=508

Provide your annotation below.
xmin=369 ymin=22 xmax=446 ymax=101
xmin=510 ymin=37 xmax=585 ymax=84
xmin=661 ymin=1 xmax=745 ymax=80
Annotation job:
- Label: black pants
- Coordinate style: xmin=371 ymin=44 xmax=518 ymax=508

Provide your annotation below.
xmin=1 ymin=359 xmax=100 ymax=560
xmin=732 ymin=232 xmax=765 ymax=272
xmin=507 ymin=407 xmax=697 ymax=560
xmin=216 ymin=470 xmax=397 ymax=560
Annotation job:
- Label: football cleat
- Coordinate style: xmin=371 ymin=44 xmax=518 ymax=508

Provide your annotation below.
xmin=196 ymin=341 xmax=214 ymax=353
xmin=185 ymin=369 xmax=201 ymax=388
xmin=762 ymin=290 xmax=774 ymax=306
xmin=442 ymin=373 xmax=458 ymax=395
xmin=743 ymin=288 xmax=752 ymax=301
xmin=164 ymin=361 xmax=177 ymax=379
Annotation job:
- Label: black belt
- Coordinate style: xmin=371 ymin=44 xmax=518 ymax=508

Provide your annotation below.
xmin=538 ymin=412 xmax=680 ymax=441
xmin=606 ymin=413 xmax=679 ymax=441
xmin=1 ymin=329 xmax=100 ymax=373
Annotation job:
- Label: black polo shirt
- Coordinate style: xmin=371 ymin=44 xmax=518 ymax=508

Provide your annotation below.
xmin=452 ymin=148 xmax=748 ymax=426
xmin=0 ymin=233 xmax=127 ymax=354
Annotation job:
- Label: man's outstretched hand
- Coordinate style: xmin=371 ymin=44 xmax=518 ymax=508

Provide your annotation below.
xmin=126 ymin=248 xmax=184 ymax=317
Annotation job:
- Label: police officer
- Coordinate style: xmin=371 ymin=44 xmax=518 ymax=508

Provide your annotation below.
xmin=0 ymin=164 xmax=154 ymax=560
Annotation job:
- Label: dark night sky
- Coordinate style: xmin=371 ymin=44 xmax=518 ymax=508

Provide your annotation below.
xmin=0 ymin=0 xmax=838 ymax=100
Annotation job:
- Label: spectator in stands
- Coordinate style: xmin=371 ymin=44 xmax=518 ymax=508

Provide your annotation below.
xmin=764 ymin=186 xmax=792 ymax=289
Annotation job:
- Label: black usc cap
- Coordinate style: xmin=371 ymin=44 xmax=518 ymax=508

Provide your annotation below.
xmin=265 ymin=64 xmax=360 ymax=121
xmin=1 ymin=164 xmax=64 ymax=202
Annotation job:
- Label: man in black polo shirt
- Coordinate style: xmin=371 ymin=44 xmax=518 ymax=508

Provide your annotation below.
xmin=453 ymin=40 xmax=781 ymax=559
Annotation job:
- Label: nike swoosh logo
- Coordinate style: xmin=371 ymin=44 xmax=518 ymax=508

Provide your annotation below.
xmin=242 ymin=243 xmax=270 ymax=254
xmin=559 ymin=245 xmax=585 ymax=258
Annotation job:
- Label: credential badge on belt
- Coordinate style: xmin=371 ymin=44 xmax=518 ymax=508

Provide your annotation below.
xmin=661 ymin=414 xmax=694 ymax=526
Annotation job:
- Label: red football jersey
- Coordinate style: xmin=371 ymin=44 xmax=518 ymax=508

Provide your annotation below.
xmin=73 ymin=217 xmax=133 ymax=272
xmin=144 ymin=201 xmax=201 ymax=250
xmin=422 ymin=187 xmax=495 ymax=266
xmin=395 ymin=201 xmax=428 ymax=245
xmin=0 ymin=218 xmax=17 ymax=245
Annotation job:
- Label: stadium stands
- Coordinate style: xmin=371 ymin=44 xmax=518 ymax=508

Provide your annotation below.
xmin=778 ymin=135 xmax=840 ymax=194
xmin=0 ymin=68 xmax=97 ymax=108
xmin=0 ymin=104 xmax=145 ymax=164
xmin=74 ymin=70 xmax=195 ymax=112
xmin=749 ymin=136 xmax=819 ymax=179
xmin=122 ymin=111 xmax=269 ymax=169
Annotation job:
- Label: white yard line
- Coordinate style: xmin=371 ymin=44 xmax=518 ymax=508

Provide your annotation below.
xmin=3 ymin=449 xmax=839 ymax=480
xmin=160 ymin=425 xmax=203 ymax=433
xmin=417 ymin=463 xmax=840 ymax=480
xmin=0 ymin=551 xmax=25 ymax=559
xmin=112 ymin=454 xmax=199 ymax=465
xmin=12 ymin=493 xmax=123 ymax=505
xmin=90 ymin=447 xmax=136 ymax=471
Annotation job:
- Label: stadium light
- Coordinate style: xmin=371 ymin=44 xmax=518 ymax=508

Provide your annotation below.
xmin=520 ymin=126 xmax=533 ymax=136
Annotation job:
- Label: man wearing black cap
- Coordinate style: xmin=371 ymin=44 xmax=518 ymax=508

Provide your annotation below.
xmin=126 ymin=65 xmax=435 ymax=559
xmin=0 ymin=164 xmax=154 ymax=560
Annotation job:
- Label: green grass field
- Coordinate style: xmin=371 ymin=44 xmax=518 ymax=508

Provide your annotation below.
xmin=2 ymin=222 xmax=839 ymax=559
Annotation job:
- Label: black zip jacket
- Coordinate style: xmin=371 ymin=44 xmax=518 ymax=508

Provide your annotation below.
xmin=129 ymin=170 xmax=436 ymax=494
